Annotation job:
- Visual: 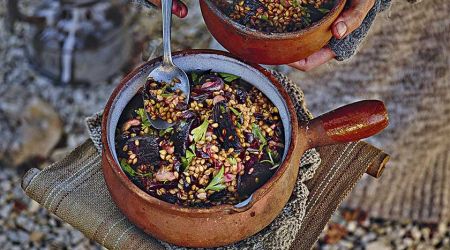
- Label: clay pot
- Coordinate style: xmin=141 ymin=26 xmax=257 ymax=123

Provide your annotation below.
xmin=101 ymin=50 xmax=388 ymax=248
xmin=200 ymin=0 xmax=346 ymax=65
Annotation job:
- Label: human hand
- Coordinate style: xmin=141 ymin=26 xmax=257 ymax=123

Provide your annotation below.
xmin=289 ymin=0 xmax=376 ymax=71
xmin=146 ymin=0 xmax=188 ymax=18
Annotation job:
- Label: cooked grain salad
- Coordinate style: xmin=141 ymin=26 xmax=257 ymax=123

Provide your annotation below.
xmin=144 ymin=77 xmax=187 ymax=124
xmin=213 ymin=0 xmax=336 ymax=33
xmin=115 ymin=71 xmax=285 ymax=207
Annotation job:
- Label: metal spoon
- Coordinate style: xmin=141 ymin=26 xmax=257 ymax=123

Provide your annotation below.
xmin=144 ymin=0 xmax=190 ymax=130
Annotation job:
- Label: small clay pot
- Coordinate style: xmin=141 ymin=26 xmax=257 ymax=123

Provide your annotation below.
xmin=200 ymin=0 xmax=346 ymax=65
xmin=101 ymin=50 xmax=388 ymax=248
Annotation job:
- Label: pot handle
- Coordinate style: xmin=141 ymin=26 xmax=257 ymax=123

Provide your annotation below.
xmin=6 ymin=0 xmax=46 ymax=32
xmin=300 ymin=100 xmax=389 ymax=148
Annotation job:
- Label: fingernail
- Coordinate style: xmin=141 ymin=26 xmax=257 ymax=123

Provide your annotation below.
xmin=335 ymin=22 xmax=347 ymax=38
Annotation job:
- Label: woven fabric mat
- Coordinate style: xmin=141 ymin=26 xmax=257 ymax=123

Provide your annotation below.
xmin=288 ymin=0 xmax=450 ymax=223
xmin=21 ymin=74 xmax=389 ymax=249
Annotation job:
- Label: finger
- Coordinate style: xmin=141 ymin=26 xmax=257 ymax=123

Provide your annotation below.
xmin=288 ymin=47 xmax=336 ymax=72
xmin=332 ymin=0 xmax=375 ymax=39
xmin=146 ymin=0 xmax=188 ymax=18
xmin=172 ymin=0 xmax=188 ymax=18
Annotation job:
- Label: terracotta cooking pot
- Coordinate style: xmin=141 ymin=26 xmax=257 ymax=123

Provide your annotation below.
xmin=101 ymin=50 xmax=388 ymax=248
xmin=200 ymin=0 xmax=346 ymax=65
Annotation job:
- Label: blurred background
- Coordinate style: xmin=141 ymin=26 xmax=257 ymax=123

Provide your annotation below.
xmin=0 ymin=0 xmax=449 ymax=249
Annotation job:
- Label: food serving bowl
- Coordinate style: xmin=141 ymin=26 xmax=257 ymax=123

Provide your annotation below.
xmin=101 ymin=49 xmax=388 ymax=248
xmin=200 ymin=0 xmax=347 ymax=65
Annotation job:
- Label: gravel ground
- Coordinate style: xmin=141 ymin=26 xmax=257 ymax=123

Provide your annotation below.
xmin=0 ymin=1 xmax=449 ymax=249
xmin=316 ymin=209 xmax=450 ymax=250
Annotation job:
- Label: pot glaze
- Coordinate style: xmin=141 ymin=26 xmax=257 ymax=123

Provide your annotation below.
xmin=101 ymin=50 xmax=388 ymax=247
xmin=200 ymin=0 xmax=346 ymax=65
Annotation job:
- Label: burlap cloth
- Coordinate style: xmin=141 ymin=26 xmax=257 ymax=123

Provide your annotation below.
xmin=21 ymin=73 xmax=389 ymax=249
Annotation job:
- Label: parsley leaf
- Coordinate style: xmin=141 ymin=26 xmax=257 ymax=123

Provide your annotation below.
xmin=120 ymin=159 xmax=152 ymax=177
xmin=228 ymin=157 xmax=237 ymax=166
xmin=159 ymin=127 xmax=173 ymax=137
xmin=252 ymin=123 xmax=267 ymax=151
xmin=260 ymin=150 xmax=280 ymax=170
xmin=229 ymin=107 xmax=241 ymax=118
xmin=318 ymin=8 xmax=330 ymax=14
xmin=219 ymin=72 xmax=240 ymax=82
xmin=191 ymin=72 xmax=199 ymax=84
xmin=181 ymin=149 xmax=195 ymax=170
xmin=135 ymin=108 xmax=151 ymax=131
xmin=191 ymin=119 xmax=209 ymax=143
xmin=205 ymin=166 xmax=226 ymax=192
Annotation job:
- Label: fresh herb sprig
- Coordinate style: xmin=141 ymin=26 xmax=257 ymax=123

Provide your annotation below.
xmin=120 ymin=159 xmax=152 ymax=177
xmin=260 ymin=150 xmax=280 ymax=170
xmin=229 ymin=106 xmax=241 ymax=118
xmin=181 ymin=144 xmax=196 ymax=170
xmin=159 ymin=127 xmax=173 ymax=137
xmin=252 ymin=123 xmax=267 ymax=151
xmin=219 ymin=72 xmax=240 ymax=82
xmin=191 ymin=119 xmax=209 ymax=142
xmin=135 ymin=108 xmax=151 ymax=131
xmin=205 ymin=166 xmax=226 ymax=191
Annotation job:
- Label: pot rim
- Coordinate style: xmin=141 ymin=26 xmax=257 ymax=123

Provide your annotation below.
xmin=201 ymin=0 xmax=346 ymax=40
xmin=101 ymin=49 xmax=300 ymax=215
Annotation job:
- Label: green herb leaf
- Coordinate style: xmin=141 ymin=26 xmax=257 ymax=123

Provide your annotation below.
xmin=159 ymin=127 xmax=174 ymax=136
xmin=291 ymin=0 xmax=300 ymax=7
xmin=181 ymin=149 xmax=196 ymax=170
xmin=229 ymin=107 xmax=241 ymax=118
xmin=191 ymin=72 xmax=199 ymax=84
xmin=189 ymin=144 xmax=196 ymax=153
xmin=318 ymin=8 xmax=330 ymax=14
xmin=260 ymin=150 xmax=280 ymax=170
xmin=205 ymin=166 xmax=226 ymax=191
xmin=219 ymin=72 xmax=240 ymax=82
xmin=260 ymin=15 xmax=269 ymax=21
xmin=135 ymin=108 xmax=151 ymax=131
xmin=160 ymin=93 xmax=174 ymax=98
xmin=191 ymin=119 xmax=209 ymax=143
xmin=120 ymin=159 xmax=136 ymax=176
xmin=120 ymin=159 xmax=152 ymax=177
xmin=252 ymin=123 xmax=267 ymax=151
xmin=228 ymin=157 xmax=237 ymax=166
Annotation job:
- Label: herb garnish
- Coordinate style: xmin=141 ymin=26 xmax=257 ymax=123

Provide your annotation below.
xmin=120 ymin=159 xmax=152 ymax=177
xmin=135 ymin=108 xmax=151 ymax=131
xmin=181 ymin=144 xmax=196 ymax=170
xmin=191 ymin=72 xmax=199 ymax=84
xmin=229 ymin=107 xmax=241 ymax=118
xmin=260 ymin=150 xmax=280 ymax=170
xmin=252 ymin=123 xmax=267 ymax=151
xmin=318 ymin=8 xmax=330 ymax=14
xmin=159 ymin=127 xmax=173 ymax=137
xmin=205 ymin=166 xmax=226 ymax=191
xmin=191 ymin=119 xmax=209 ymax=142
xmin=228 ymin=157 xmax=237 ymax=166
xmin=219 ymin=72 xmax=240 ymax=82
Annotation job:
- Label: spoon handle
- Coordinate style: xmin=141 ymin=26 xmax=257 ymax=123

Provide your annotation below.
xmin=162 ymin=0 xmax=174 ymax=66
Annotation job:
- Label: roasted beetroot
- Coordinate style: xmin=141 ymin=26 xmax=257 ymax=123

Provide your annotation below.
xmin=237 ymin=162 xmax=273 ymax=199
xmin=213 ymin=101 xmax=242 ymax=151
xmin=171 ymin=117 xmax=197 ymax=157
xmin=127 ymin=136 xmax=160 ymax=166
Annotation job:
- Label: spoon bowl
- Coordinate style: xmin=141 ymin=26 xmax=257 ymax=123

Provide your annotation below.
xmin=144 ymin=0 xmax=190 ymax=130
